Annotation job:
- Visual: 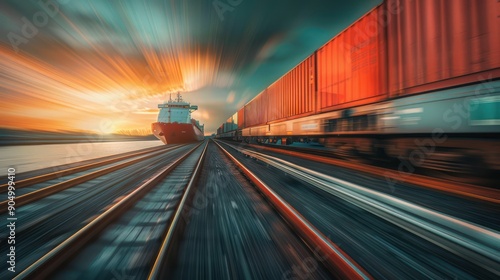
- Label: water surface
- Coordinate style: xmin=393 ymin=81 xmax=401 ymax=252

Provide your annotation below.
xmin=0 ymin=140 xmax=163 ymax=175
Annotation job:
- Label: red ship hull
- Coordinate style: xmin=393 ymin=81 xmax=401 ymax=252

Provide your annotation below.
xmin=152 ymin=121 xmax=204 ymax=144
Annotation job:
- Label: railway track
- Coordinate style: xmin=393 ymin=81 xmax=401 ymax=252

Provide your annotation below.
xmin=215 ymin=140 xmax=500 ymax=279
xmin=13 ymin=141 xmax=208 ymax=279
xmin=234 ymin=142 xmax=500 ymax=232
xmin=171 ymin=141 xmax=348 ymax=279
xmin=0 ymin=144 xmax=176 ymax=193
xmin=1 ymin=143 xmax=198 ymax=279
xmin=5 ymin=139 xmax=498 ymax=279
xmin=246 ymin=142 xmax=500 ymax=203
xmin=212 ymin=140 xmax=369 ymax=279
xmin=0 ymin=145 xmax=183 ymax=212
xmin=7 ymin=140 xmax=367 ymax=280
xmin=0 ymin=145 xmax=170 ymax=189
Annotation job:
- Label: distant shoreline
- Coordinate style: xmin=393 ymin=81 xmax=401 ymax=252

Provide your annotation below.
xmin=0 ymin=128 xmax=159 ymax=147
xmin=0 ymin=138 xmax=159 ymax=147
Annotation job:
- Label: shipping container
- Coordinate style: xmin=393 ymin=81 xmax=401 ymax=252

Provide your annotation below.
xmin=244 ymin=90 xmax=268 ymax=127
xmin=236 ymin=0 xmax=500 ymax=136
xmin=267 ymin=55 xmax=316 ymax=122
xmin=317 ymin=5 xmax=388 ymax=112
xmin=224 ymin=123 xmax=237 ymax=133
xmin=386 ymin=0 xmax=500 ymax=97
xmin=232 ymin=112 xmax=238 ymax=128
xmin=221 ymin=113 xmax=236 ymax=133
xmin=237 ymin=108 xmax=245 ymax=129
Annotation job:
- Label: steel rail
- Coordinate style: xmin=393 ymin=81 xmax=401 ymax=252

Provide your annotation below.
xmin=148 ymin=141 xmax=209 ymax=279
xmin=0 ymin=145 xmax=185 ymax=213
xmin=247 ymin=143 xmax=500 ymax=203
xmin=0 ymin=145 xmax=176 ymax=193
xmin=226 ymin=141 xmax=500 ymax=276
xmin=214 ymin=140 xmax=371 ymax=280
xmin=13 ymin=142 xmax=203 ymax=280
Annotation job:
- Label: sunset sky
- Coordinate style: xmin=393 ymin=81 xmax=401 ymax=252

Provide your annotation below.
xmin=0 ymin=0 xmax=379 ymax=135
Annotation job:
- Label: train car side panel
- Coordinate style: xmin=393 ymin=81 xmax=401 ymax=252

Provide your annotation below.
xmin=244 ymin=90 xmax=268 ymax=127
xmin=317 ymin=6 xmax=388 ymax=112
xmin=386 ymin=0 xmax=500 ymax=97
xmin=267 ymin=56 xmax=316 ymax=123
xmin=237 ymin=108 xmax=245 ymax=129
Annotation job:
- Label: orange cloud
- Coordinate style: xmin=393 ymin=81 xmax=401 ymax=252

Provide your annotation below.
xmin=0 ymin=40 xmax=227 ymax=134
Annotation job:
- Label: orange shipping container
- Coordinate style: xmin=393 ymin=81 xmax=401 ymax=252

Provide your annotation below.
xmin=386 ymin=0 xmax=500 ymax=97
xmin=237 ymin=108 xmax=245 ymax=129
xmin=244 ymin=90 xmax=268 ymax=127
xmin=317 ymin=6 xmax=388 ymax=112
xmin=267 ymin=56 xmax=316 ymax=122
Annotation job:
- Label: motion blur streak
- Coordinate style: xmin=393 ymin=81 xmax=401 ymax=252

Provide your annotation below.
xmin=0 ymin=0 xmax=381 ymax=134
xmin=229 ymin=144 xmax=500 ymax=275
xmin=0 ymin=21 xmax=223 ymax=133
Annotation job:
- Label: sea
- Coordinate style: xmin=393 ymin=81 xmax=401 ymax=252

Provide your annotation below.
xmin=0 ymin=140 xmax=164 ymax=176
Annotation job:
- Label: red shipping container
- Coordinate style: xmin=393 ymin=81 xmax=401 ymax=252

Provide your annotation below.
xmin=317 ymin=6 xmax=388 ymax=112
xmin=244 ymin=90 xmax=268 ymax=127
xmin=237 ymin=108 xmax=245 ymax=129
xmin=386 ymin=0 xmax=500 ymax=97
xmin=267 ymin=55 xmax=316 ymax=122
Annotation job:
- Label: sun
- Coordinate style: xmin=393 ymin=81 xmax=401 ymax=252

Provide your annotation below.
xmin=97 ymin=119 xmax=117 ymax=135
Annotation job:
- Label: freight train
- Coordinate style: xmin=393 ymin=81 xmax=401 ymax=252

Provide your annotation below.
xmin=217 ymin=0 xmax=500 ymax=177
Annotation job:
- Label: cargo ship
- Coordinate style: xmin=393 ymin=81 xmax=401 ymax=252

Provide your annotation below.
xmin=152 ymin=93 xmax=204 ymax=144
